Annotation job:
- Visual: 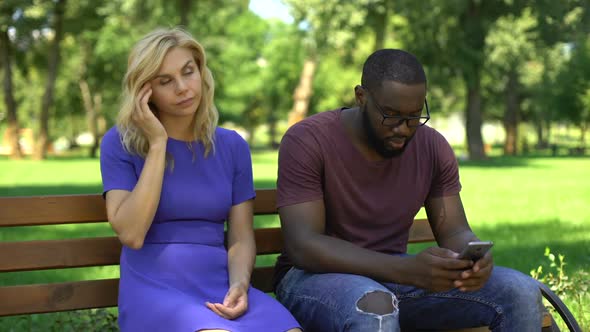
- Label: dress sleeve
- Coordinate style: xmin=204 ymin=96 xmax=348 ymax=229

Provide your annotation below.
xmin=428 ymin=133 xmax=461 ymax=198
xmin=99 ymin=128 xmax=139 ymax=197
xmin=276 ymin=123 xmax=324 ymax=208
xmin=231 ymin=132 xmax=256 ymax=206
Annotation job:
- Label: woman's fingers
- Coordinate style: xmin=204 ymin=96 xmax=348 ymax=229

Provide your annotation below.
xmin=206 ymin=302 xmax=230 ymax=319
xmin=139 ymin=85 xmax=152 ymax=114
xmin=206 ymin=301 xmax=247 ymax=320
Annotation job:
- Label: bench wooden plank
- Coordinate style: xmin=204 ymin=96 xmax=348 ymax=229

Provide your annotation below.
xmin=0 ymin=195 xmax=107 ymax=226
xmin=408 ymin=218 xmax=434 ymax=243
xmin=0 ymin=189 xmax=278 ymax=227
xmin=252 ymin=228 xmax=283 ymax=254
xmin=0 ymin=279 xmax=119 ymax=316
xmin=0 ymin=229 xmax=284 ymax=272
xmin=0 ymin=237 xmax=122 ymax=272
xmin=251 ymin=266 xmax=274 ymax=293
xmin=251 ymin=188 xmax=279 ymax=215
xmin=0 ymin=229 xmax=285 ymax=272
xmin=0 ymin=221 xmax=434 ymax=273
xmin=0 ymin=268 xmax=271 ymax=316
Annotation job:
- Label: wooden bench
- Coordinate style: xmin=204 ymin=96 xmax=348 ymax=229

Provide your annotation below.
xmin=0 ymin=189 xmax=580 ymax=331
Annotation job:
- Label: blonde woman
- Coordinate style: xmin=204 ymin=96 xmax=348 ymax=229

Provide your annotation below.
xmin=99 ymin=28 xmax=300 ymax=332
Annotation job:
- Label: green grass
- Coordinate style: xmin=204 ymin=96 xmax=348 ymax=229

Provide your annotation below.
xmin=1 ymin=152 xmax=589 ymax=330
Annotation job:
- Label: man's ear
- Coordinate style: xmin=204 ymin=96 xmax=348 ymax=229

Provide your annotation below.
xmin=354 ymin=85 xmax=366 ymax=107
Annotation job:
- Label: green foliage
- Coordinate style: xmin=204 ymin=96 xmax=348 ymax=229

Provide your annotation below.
xmin=50 ymin=309 xmax=118 ymax=332
xmin=530 ymin=247 xmax=590 ymax=330
xmin=482 ymin=9 xmax=538 ymax=120
xmin=214 ymin=11 xmax=268 ymax=125
xmin=309 ymin=55 xmax=358 ymax=114
xmin=4 ymin=309 xmax=118 ymax=332
xmin=554 ymin=35 xmax=590 ymax=128
xmin=283 ymin=0 xmax=372 ymax=52
xmin=258 ymin=21 xmax=305 ymax=130
xmin=1 ymin=0 xmax=590 ymax=157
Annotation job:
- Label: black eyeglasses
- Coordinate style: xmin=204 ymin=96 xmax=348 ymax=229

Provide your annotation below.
xmin=365 ymin=89 xmax=430 ymax=128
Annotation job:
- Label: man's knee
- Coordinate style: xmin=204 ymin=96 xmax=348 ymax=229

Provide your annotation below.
xmin=499 ymin=269 xmax=541 ymax=297
xmin=356 ymin=290 xmax=398 ymax=315
xmin=513 ymin=275 xmax=543 ymax=305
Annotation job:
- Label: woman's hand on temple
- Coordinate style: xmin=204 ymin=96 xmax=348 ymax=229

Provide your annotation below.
xmin=132 ymin=83 xmax=167 ymax=146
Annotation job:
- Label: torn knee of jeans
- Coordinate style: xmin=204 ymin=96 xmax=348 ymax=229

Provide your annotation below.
xmin=356 ymin=290 xmax=398 ymax=315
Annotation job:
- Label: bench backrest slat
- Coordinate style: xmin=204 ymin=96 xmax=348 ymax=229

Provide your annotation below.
xmin=0 ymin=237 xmax=122 ymax=272
xmin=0 ymin=267 xmax=281 ymax=317
xmin=0 ymin=221 xmax=434 ymax=273
xmin=408 ymin=218 xmax=435 ymax=243
xmin=0 ymin=195 xmax=107 ymax=226
xmin=0 ymin=189 xmax=279 ymax=227
xmin=0 ymin=279 xmax=119 ymax=316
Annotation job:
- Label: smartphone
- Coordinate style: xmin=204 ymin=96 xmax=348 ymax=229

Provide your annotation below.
xmin=148 ymin=102 xmax=157 ymax=113
xmin=458 ymin=241 xmax=494 ymax=261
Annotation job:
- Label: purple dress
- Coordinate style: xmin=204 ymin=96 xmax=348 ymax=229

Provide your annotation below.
xmin=100 ymin=127 xmax=299 ymax=332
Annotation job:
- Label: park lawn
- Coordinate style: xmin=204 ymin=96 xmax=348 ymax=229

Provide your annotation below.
xmin=0 ymin=152 xmax=589 ymax=329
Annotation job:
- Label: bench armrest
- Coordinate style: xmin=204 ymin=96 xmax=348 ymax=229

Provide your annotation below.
xmin=536 ymin=280 xmax=582 ymax=332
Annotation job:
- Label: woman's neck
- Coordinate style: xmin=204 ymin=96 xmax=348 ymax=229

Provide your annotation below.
xmin=159 ymin=115 xmax=197 ymax=141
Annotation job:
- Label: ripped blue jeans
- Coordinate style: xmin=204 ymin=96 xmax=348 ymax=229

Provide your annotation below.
xmin=275 ymin=266 xmax=543 ymax=332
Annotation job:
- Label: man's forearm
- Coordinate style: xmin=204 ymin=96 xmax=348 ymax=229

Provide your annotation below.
xmin=288 ymin=233 xmax=412 ymax=285
xmin=438 ymin=229 xmax=479 ymax=253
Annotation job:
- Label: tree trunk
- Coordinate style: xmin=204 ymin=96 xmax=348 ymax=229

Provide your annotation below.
xmin=581 ymin=123 xmax=587 ymax=148
xmin=534 ymin=119 xmax=547 ymax=149
xmin=0 ymin=23 xmax=22 ymax=159
xmin=246 ymin=125 xmax=254 ymax=147
xmin=287 ymin=58 xmax=317 ymax=127
xmin=371 ymin=1 xmax=389 ymax=50
xmin=465 ymin=77 xmax=486 ymax=160
xmin=34 ymin=0 xmax=66 ymax=160
xmin=503 ymin=68 xmax=519 ymax=155
xmin=78 ymin=41 xmax=103 ymax=158
xmin=79 ymin=79 xmax=102 ymax=158
xmin=178 ymin=0 xmax=191 ymax=27
xmin=90 ymin=94 xmax=102 ymax=157
xmin=267 ymin=102 xmax=279 ymax=149
xmin=545 ymin=121 xmax=551 ymax=147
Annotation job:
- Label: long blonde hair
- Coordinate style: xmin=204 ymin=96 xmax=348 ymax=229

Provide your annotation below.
xmin=117 ymin=27 xmax=218 ymax=157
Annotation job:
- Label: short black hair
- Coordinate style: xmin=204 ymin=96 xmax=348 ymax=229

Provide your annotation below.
xmin=361 ymin=49 xmax=426 ymax=91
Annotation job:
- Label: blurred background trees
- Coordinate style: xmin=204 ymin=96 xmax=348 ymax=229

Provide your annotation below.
xmin=0 ymin=0 xmax=588 ymax=160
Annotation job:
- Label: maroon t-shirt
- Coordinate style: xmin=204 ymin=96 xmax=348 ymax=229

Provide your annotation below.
xmin=273 ymin=108 xmax=462 ymax=287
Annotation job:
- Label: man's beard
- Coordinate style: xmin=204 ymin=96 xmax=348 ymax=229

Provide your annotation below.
xmin=362 ymin=109 xmax=415 ymax=159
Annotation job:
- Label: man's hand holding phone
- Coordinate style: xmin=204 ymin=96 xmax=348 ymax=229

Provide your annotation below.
xmin=454 ymin=241 xmax=494 ymax=292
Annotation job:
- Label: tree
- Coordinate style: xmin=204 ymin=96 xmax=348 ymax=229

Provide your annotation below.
xmin=214 ymin=11 xmax=268 ymax=144
xmin=65 ymin=0 xmax=110 ymax=157
xmin=395 ymin=0 xmax=526 ymax=160
xmin=535 ymin=0 xmax=590 ymax=148
xmin=34 ymin=0 xmax=66 ymax=160
xmin=485 ymin=10 xmax=537 ymax=155
xmin=259 ymin=20 xmax=305 ymax=147
xmin=0 ymin=2 xmax=22 ymax=158
xmin=283 ymin=0 xmax=375 ymax=125
xmin=579 ymin=87 xmax=590 ymax=147
xmin=554 ymin=35 xmax=590 ymax=147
